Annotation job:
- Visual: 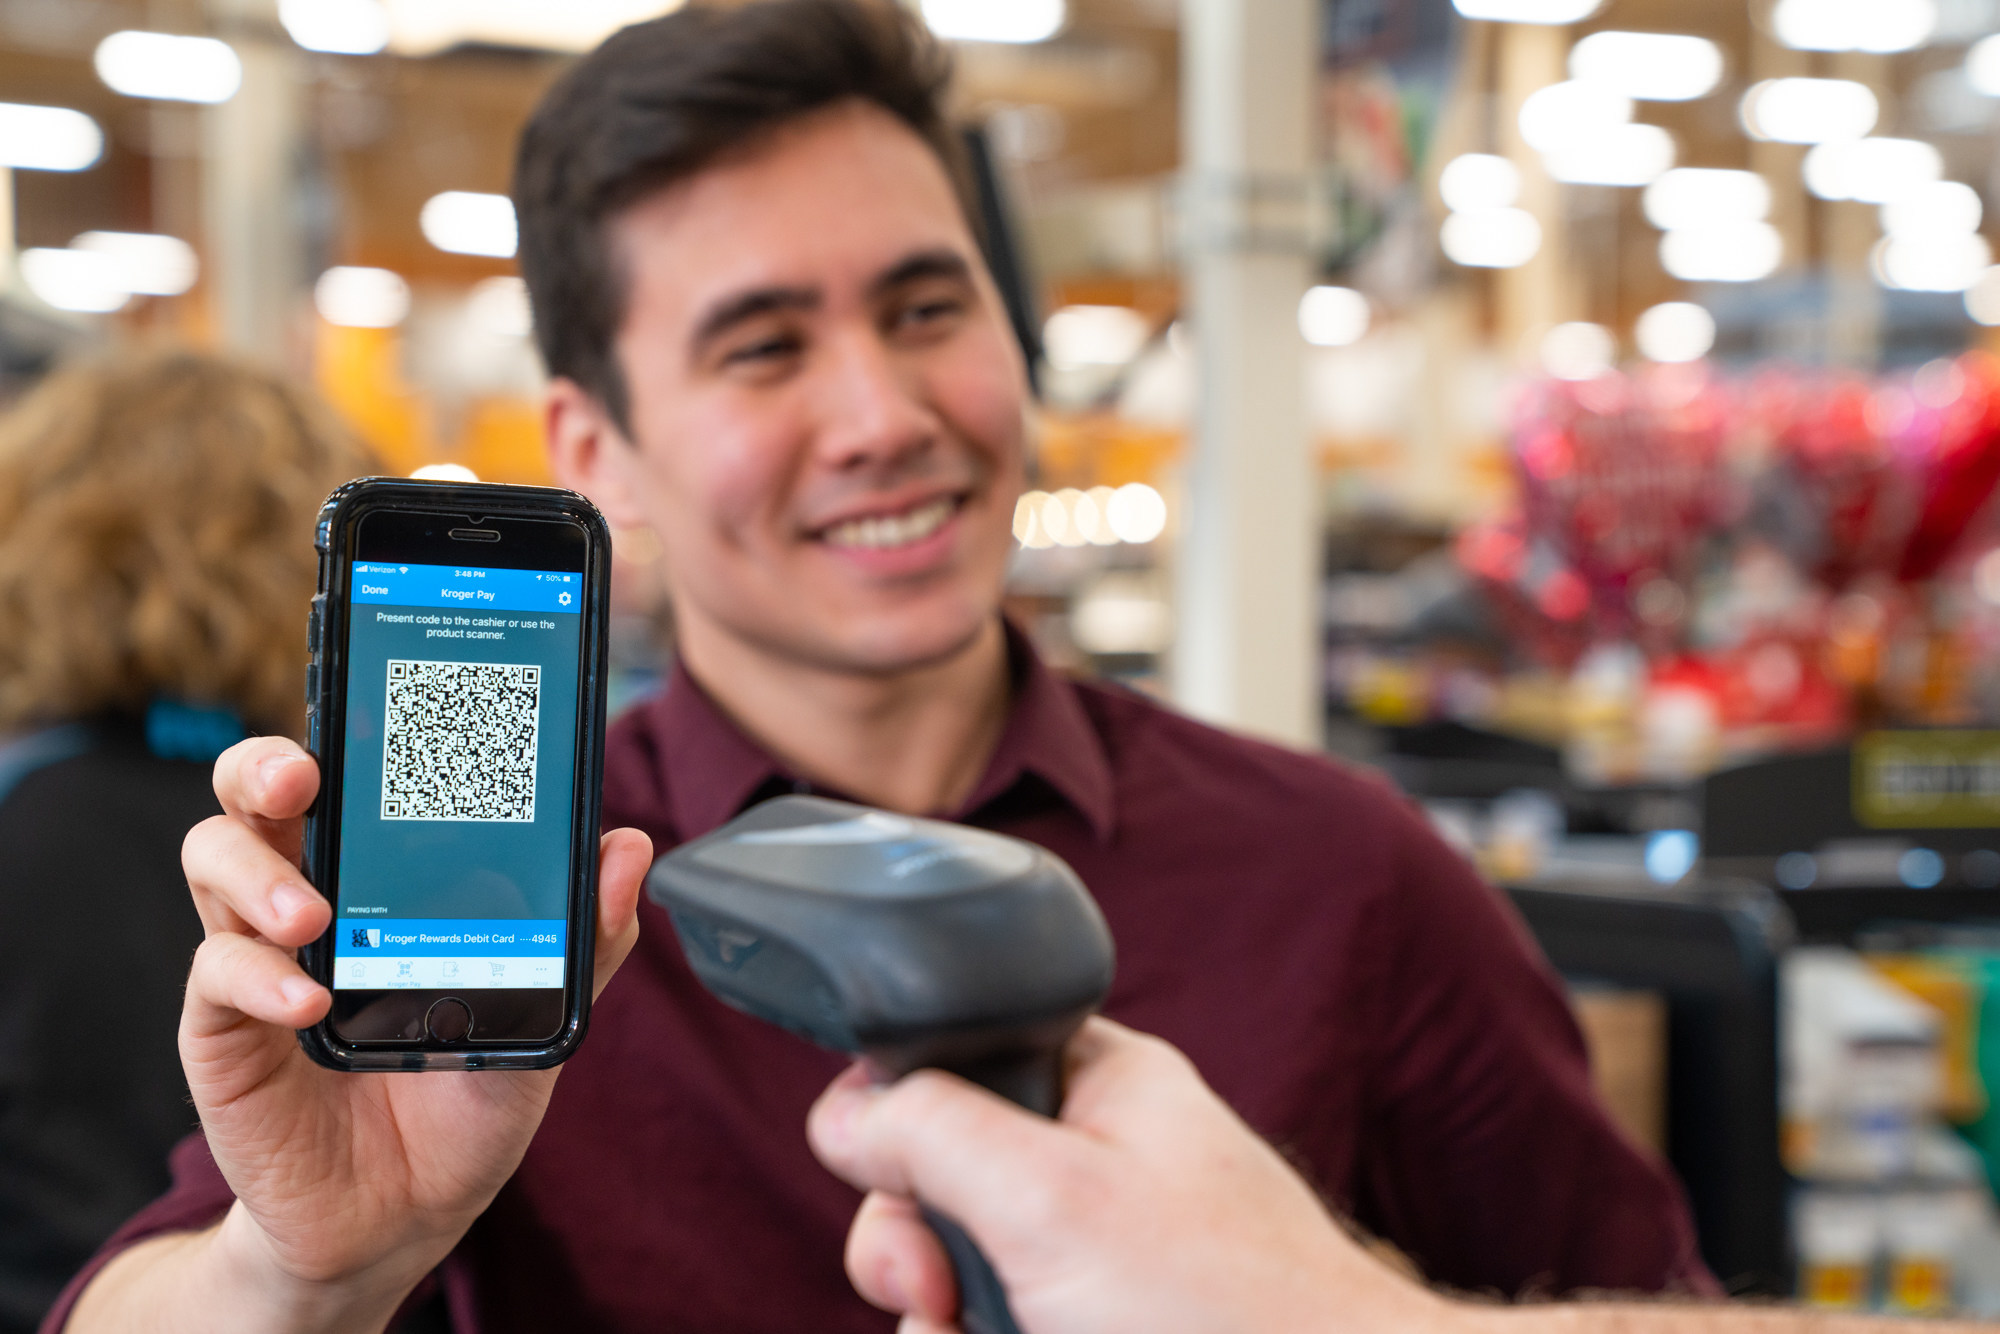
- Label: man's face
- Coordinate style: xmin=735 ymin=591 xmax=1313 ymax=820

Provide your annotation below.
xmin=579 ymin=101 xmax=1027 ymax=677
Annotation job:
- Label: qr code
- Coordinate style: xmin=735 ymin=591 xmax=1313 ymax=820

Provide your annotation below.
xmin=381 ymin=660 xmax=541 ymax=822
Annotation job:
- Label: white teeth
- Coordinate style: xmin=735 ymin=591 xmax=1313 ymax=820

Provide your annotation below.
xmin=824 ymin=499 xmax=954 ymax=550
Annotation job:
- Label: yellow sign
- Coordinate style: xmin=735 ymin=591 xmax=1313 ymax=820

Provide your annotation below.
xmin=1854 ymin=731 xmax=2000 ymax=828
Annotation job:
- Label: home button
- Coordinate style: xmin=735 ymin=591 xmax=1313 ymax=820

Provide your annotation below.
xmin=424 ymin=998 xmax=473 ymax=1043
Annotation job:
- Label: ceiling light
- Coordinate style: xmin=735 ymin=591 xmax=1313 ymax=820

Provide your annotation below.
xmin=1568 ymin=32 xmax=1724 ymax=102
xmin=1643 ymin=169 xmax=1770 ymax=231
xmin=94 ymin=32 xmax=243 ymax=104
xmin=1441 ymin=208 xmax=1542 ymax=268
xmin=467 ymin=275 xmax=533 ymax=338
xmin=1741 ymin=78 xmax=1879 ymax=143
xmin=1634 ymin=302 xmax=1716 ymax=362
xmin=1073 ymin=486 xmax=1118 ymax=546
xmin=1298 ymin=286 xmax=1370 ymax=347
xmin=1772 ymin=0 xmax=1937 ymax=53
xmin=1452 ymin=0 xmax=1604 ymax=23
xmin=1541 ymin=322 xmax=1616 ymax=380
xmin=1043 ymin=305 xmax=1149 ymax=369
xmin=921 ymin=0 xmax=1064 ymax=43
xmin=1543 ymin=123 xmax=1674 ymax=187
xmin=20 ymin=248 xmax=128 ymax=313
xmin=1519 ymin=81 xmax=1633 ymax=154
xmin=1013 ymin=493 xmax=1047 ymax=548
xmin=1803 ymin=137 xmax=1942 ymax=202
xmin=1041 ymin=490 xmax=1086 ymax=547
xmin=315 ymin=266 xmax=411 ymax=328
xmin=1882 ymin=180 xmax=1982 ymax=237
xmin=1971 ymin=34 xmax=2000 ymax=96
xmin=1874 ymin=233 xmax=1991 ymax=291
xmin=1660 ymin=223 xmax=1784 ymax=282
xmin=71 ymin=232 xmax=198 ymax=296
xmin=0 ymin=104 xmax=103 ymax=172
xmin=1105 ymin=483 xmax=1167 ymax=544
xmin=1439 ymin=154 xmax=1521 ymax=212
xmin=281 ymin=0 xmax=391 ymax=54
xmin=382 ymin=1 xmax=686 ymax=56
xmin=1965 ymin=265 xmax=2000 ymax=324
xmin=419 ymin=191 xmax=517 ymax=258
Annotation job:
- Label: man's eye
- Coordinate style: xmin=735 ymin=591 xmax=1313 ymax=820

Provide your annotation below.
xmin=723 ymin=334 xmax=801 ymax=366
xmin=896 ymin=296 xmax=966 ymax=331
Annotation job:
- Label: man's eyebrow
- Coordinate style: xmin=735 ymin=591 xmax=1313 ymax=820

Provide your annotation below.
xmin=869 ymin=248 xmax=973 ymax=297
xmin=691 ymin=284 xmax=821 ymax=351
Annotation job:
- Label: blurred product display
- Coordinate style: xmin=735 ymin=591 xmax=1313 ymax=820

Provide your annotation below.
xmin=1784 ymin=949 xmax=1988 ymax=1314
xmin=1335 ymin=354 xmax=2000 ymax=786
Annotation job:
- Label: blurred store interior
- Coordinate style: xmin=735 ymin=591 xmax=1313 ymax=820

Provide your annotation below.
xmin=26 ymin=0 xmax=2000 ymax=1315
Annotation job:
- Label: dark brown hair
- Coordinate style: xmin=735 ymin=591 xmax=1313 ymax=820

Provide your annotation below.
xmin=513 ymin=0 xmax=968 ymax=430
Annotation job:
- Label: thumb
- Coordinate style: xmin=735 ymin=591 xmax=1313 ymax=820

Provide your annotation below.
xmin=589 ymin=827 xmax=652 ymax=1000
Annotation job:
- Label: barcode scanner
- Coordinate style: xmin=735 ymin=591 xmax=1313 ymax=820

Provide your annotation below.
xmin=646 ymin=795 xmax=1116 ymax=1334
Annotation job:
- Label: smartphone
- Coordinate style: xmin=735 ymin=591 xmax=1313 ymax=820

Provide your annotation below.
xmin=298 ymin=478 xmax=611 ymax=1071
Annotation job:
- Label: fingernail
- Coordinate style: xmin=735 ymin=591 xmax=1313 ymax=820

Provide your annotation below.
xmin=270 ymin=882 xmax=314 ymax=922
xmin=879 ymin=1261 xmax=913 ymax=1313
xmin=280 ymin=975 xmax=320 ymax=1007
xmin=257 ymin=753 xmax=297 ymax=796
xmin=818 ymin=1089 xmax=866 ymax=1151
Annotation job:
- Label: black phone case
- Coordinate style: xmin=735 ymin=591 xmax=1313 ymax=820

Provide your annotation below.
xmin=297 ymin=477 xmax=612 ymax=1072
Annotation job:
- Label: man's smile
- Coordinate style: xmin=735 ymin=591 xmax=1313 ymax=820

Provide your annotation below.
xmin=815 ymin=494 xmax=964 ymax=551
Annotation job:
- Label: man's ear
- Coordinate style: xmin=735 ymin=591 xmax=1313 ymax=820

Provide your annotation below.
xmin=545 ymin=377 xmax=647 ymax=528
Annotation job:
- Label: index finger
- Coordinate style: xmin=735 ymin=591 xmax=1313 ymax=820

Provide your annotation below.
xmin=211 ymin=736 xmax=320 ymax=863
xmin=808 ymin=1065 xmax=1087 ymax=1221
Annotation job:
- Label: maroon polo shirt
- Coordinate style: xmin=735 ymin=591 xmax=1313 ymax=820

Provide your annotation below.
xmin=47 ymin=631 xmax=1714 ymax=1332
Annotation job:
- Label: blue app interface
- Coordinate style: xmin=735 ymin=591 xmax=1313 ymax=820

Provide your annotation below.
xmin=334 ymin=561 xmax=581 ymax=991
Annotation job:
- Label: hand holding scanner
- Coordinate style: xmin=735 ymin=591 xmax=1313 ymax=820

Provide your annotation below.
xmin=647 ymin=795 xmax=1115 ymax=1334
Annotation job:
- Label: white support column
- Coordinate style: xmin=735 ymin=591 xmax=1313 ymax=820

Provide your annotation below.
xmin=1173 ymin=0 xmax=1318 ymax=748
xmin=202 ymin=35 xmax=306 ymax=358
xmin=0 ymin=167 xmax=15 ymax=293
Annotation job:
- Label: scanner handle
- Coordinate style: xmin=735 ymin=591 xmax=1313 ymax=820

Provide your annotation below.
xmin=948 ymin=1046 xmax=1063 ymax=1117
xmin=906 ymin=1047 xmax=1064 ymax=1334
xmin=921 ymin=1205 xmax=1022 ymax=1334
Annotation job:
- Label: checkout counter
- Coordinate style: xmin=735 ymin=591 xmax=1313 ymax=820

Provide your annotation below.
xmin=1409 ymin=731 xmax=2000 ymax=1311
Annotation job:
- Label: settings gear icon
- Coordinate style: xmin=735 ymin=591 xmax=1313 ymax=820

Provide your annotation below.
xmin=558 ymin=591 xmax=572 ymax=606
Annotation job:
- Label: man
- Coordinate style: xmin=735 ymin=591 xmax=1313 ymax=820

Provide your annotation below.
xmin=55 ymin=2 xmax=1710 ymax=1330
xmin=810 ymin=1022 xmax=1988 ymax=1334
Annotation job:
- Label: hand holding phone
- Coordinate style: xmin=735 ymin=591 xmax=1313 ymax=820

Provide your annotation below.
xmin=83 ymin=745 xmax=653 ymax=1327
xmin=70 ymin=483 xmax=650 ymax=1330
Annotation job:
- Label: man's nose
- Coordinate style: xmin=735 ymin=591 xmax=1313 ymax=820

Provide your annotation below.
xmin=810 ymin=329 xmax=939 ymax=473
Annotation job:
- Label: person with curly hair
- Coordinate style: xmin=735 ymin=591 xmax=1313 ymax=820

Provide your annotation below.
xmin=0 ymin=350 xmax=371 ymax=1333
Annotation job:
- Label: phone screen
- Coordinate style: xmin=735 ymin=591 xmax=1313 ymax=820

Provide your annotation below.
xmin=329 ymin=557 xmax=584 ymax=1021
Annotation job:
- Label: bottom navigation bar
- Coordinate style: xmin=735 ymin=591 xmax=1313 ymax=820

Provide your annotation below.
xmin=335 ymin=955 xmax=563 ymax=990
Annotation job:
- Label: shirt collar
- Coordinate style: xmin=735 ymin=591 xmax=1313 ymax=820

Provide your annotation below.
xmin=644 ymin=620 xmax=1115 ymax=844
xmin=958 ymin=621 xmax=1116 ymax=842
